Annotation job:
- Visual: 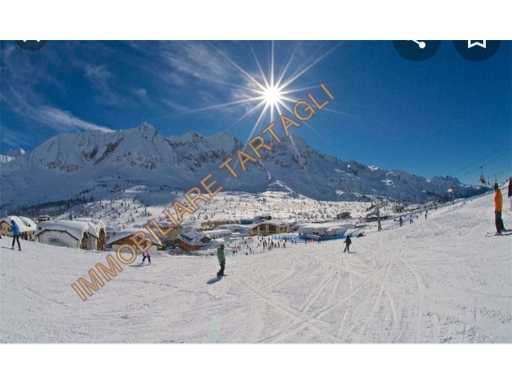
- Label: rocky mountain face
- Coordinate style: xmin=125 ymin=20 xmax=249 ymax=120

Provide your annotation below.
xmin=0 ymin=123 xmax=487 ymax=212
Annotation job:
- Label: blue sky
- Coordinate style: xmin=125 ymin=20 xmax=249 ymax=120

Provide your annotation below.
xmin=1 ymin=40 xmax=510 ymax=184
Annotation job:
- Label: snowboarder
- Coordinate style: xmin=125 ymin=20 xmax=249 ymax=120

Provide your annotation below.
xmin=508 ymin=177 xmax=512 ymax=211
xmin=141 ymin=249 xmax=151 ymax=264
xmin=217 ymin=242 xmax=226 ymax=278
xmin=10 ymin=219 xmax=21 ymax=251
xmin=494 ymin=183 xmax=506 ymax=234
xmin=343 ymin=235 xmax=352 ymax=253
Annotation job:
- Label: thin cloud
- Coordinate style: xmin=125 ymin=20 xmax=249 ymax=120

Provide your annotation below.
xmin=162 ymin=42 xmax=232 ymax=85
xmin=157 ymin=42 xmax=258 ymax=116
xmin=162 ymin=99 xmax=193 ymax=113
xmin=37 ymin=106 xmax=114 ymax=133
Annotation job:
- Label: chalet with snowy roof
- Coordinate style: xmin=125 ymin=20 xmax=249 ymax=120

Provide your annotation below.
xmin=150 ymin=220 xmax=181 ymax=246
xmin=201 ymin=219 xmax=239 ymax=230
xmin=36 ymin=219 xmax=106 ymax=250
xmin=73 ymin=218 xmax=107 ymax=249
xmin=249 ymin=220 xmax=293 ymax=236
xmin=175 ymin=229 xmax=211 ymax=252
xmin=107 ymin=228 xmax=162 ymax=254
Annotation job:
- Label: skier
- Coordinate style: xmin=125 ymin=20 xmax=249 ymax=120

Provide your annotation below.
xmin=494 ymin=183 xmax=506 ymax=234
xmin=141 ymin=249 xmax=151 ymax=264
xmin=10 ymin=219 xmax=22 ymax=251
xmin=216 ymin=242 xmax=226 ymax=278
xmin=425 ymin=208 xmax=428 ymax=220
xmin=508 ymin=177 xmax=512 ymax=211
xmin=399 ymin=216 xmax=403 ymax=227
xmin=343 ymin=235 xmax=352 ymax=253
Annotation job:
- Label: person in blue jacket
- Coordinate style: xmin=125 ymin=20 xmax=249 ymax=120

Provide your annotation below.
xmin=11 ymin=219 xmax=22 ymax=251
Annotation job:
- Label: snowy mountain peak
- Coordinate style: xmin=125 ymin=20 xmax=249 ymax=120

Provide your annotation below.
xmin=130 ymin=122 xmax=158 ymax=136
xmin=0 ymin=124 xmax=488 ymax=212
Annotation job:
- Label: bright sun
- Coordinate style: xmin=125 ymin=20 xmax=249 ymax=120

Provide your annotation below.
xmin=192 ymin=42 xmax=339 ymax=141
xmin=260 ymin=85 xmax=284 ymax=108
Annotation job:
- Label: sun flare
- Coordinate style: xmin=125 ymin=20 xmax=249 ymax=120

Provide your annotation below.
xmin=191 ymin=42 xmax=339 ymax=142
xmin=259 ymin=85 xmax=284 ymax=108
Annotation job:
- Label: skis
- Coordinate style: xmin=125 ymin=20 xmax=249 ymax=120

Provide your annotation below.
xmin=130 ymin=262 xmax=152 ymax=268
xmin=485 ymin=230 xmax=512 ymax=237
xmin=1 ymin=246 xmax=21 ymax=251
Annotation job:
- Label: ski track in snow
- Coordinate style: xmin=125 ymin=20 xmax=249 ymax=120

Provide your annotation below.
xmin=0 ymin=190 xmax=511 ymax=342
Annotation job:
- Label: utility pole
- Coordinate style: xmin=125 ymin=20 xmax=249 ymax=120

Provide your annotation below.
xmin=377 ymin=204 xmax=382 ymax=231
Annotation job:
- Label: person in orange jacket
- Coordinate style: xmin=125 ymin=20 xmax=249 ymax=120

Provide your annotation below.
xmin=494 ymin=183 xmax=506 ymax=234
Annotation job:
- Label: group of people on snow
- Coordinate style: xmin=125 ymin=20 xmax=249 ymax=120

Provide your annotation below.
xmin=398 ymin=212 xmax=421 ymax=227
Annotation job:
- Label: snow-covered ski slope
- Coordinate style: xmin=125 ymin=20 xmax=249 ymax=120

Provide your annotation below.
xmin=0 ymin=191 xmax=510 ymax=342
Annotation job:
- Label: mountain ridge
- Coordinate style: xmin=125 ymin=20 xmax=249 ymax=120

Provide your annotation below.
xmin=0 ymin=123 xmax=488 ymax=212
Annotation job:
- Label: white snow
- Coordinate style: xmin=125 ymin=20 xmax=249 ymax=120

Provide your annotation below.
xmin=0 ymin=191 xmax=510 ymax=342
xmin=180 ymin=191 xmax=372 ymax=225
